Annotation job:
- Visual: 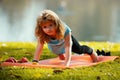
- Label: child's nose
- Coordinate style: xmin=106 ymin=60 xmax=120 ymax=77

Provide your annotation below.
xmin=46 ymin=27 xmax=52 ymax=31
xmin=48 ymin=26 xmax=53 ymax=30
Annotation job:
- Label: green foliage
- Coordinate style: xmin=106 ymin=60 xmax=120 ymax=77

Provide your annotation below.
xmin=0 ymin=42 xmax=120 ymax=80
xmin=0 ymin=42 xmax=56 ymax=61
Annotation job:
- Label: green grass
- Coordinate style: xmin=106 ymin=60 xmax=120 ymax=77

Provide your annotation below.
xmin=0 ymin=42 xmax=120 ymax=80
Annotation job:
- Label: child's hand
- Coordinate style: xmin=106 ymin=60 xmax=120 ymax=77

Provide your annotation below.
xmin=62 ymin=62 xmax=70 ymax=67
xmin=65 ymin=64 xmax=70 ymax=67
xmin=32 ymin=62 xmax=38 ymax=65
xmin=32 ymin=60 xmax=39 ymax=65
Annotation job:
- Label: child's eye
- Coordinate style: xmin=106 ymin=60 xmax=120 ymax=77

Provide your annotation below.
xmin=43 ymin=26 xmax=47 ymax=28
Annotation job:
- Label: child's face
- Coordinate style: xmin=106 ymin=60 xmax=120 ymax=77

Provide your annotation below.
xmin=41 ymin=21 xmax=56 ymax=37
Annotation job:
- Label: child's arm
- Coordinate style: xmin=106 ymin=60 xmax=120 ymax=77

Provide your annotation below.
xmin=64 ymin=32 xmax=72 ymax=67
xmin=33 ymin=39 xmax=44 ymax=62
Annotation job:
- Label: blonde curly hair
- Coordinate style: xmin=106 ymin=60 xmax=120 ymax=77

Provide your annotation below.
xmin=35 ymin=10 xmax=65 ymax=44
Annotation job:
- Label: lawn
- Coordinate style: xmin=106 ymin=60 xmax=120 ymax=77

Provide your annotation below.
xmin=0 ymin=42 xmax=120 ymax=80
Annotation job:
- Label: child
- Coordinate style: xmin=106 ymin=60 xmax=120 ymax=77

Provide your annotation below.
xmin=33 ymin=10 xmax=98 ymax=67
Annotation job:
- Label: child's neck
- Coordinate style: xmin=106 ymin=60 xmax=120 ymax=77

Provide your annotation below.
xmin=49 ymin=35 xmax=56 ymax=40
xmin=51 ymin=37 xmax=56 ymax=40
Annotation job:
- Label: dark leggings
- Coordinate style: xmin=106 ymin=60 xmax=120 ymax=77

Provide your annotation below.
xmin=71 ymin=35 xmax=93 ymax=55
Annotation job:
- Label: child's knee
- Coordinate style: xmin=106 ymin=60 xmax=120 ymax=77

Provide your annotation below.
xmin=58 ymin=54 xmax=65 ymax=60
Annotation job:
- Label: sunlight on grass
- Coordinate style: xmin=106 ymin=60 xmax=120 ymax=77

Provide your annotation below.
xmin=0 ymin=42 xmax=120 ymax=80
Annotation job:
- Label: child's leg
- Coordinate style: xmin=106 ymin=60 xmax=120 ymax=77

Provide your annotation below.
xmin=71 ymin=35 xmax=98 ymax=62
xmin=71 ymin=35 xmax=83 ymax=54
xmin=71 ymin=35 xmax=93 ymax=54
xmin=90 ymin=51 xmax=98 ymax=62
xmin=58 ymin=54 xmax=65 ymax=60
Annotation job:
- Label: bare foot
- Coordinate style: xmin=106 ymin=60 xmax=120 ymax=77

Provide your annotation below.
xmin=90 ymin=52 xmax=99 ymax=62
